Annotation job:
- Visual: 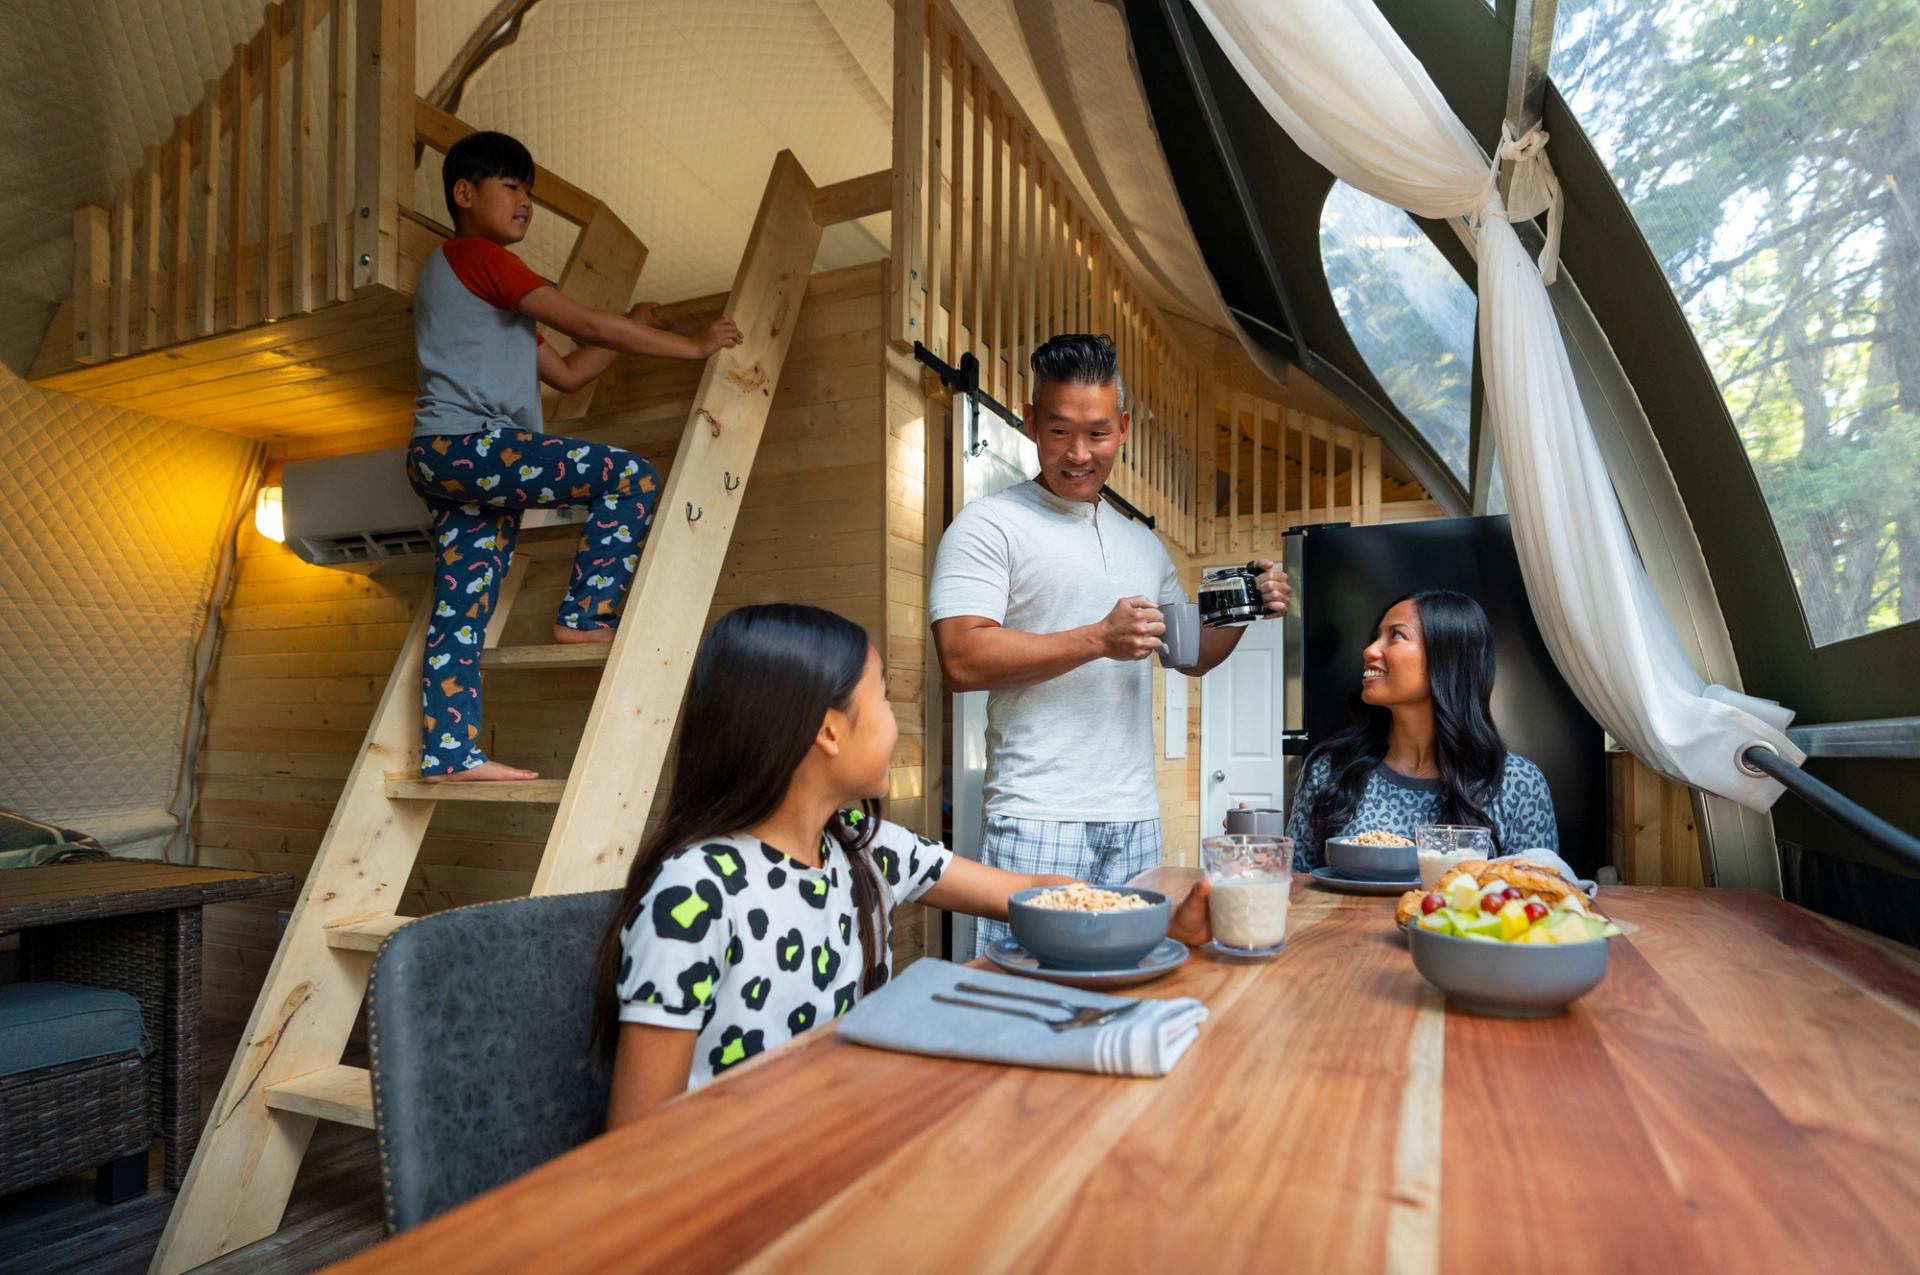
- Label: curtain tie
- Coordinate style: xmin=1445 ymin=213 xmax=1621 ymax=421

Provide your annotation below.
xmin=1478 ymin=121 xmax=1565 ymax=283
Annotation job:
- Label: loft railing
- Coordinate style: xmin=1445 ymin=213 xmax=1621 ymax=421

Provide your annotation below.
xmin=889 ymin=0 xmax=1203 ymax=552
xmin=1205 ymin=391 xmax=1387 ymax=557
xmin=70 ymin=0 xmax=377 ymax=362
xmin=60 ymin=0 xmax=629 ymax=378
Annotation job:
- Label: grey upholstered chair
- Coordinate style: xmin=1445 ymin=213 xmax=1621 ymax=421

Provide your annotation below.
xmin=366 ymin=890 xmax=621 ymax=1231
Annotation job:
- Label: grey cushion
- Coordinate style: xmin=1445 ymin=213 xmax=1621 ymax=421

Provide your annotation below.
xmin=367 ymin=891 xmax=620 ymax=1232
xmin=0 ymin=982 xmax=147 ymax=1077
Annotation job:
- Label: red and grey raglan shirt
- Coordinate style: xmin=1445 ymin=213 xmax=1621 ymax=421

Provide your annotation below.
xmin=411 ymin=237 xmax=553 ymax=439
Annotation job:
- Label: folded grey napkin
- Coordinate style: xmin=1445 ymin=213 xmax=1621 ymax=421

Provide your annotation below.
xmin=1498 ymin=849 xmax=1598 ymax=899
xmin=837 ymin=959 xmax=1208 ymax=1078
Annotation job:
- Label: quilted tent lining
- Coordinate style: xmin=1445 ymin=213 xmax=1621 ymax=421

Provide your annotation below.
xmin=0 ymin=364 xmax=256 ymax=854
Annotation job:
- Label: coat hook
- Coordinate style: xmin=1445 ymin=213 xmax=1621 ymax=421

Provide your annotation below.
xmin=685 ymin=502 xmax=703 ymax=523
xmin=723 ymin=472 xmax=741 ymax=492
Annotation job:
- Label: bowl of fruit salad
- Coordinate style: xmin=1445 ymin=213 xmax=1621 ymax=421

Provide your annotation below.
xmin=1400 ymin=866 xmax=1621 ymax=1017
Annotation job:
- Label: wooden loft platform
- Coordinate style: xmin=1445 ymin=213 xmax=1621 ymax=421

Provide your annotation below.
xmin=25 ymin=0 xmax=642 ymax=452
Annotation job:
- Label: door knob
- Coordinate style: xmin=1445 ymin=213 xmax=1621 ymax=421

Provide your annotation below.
xmin=1211 ymin=770 xmax=1225 ymax=782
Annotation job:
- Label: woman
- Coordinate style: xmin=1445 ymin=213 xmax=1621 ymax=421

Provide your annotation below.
xmin=591 ymin=603 xmax=1212 ymax=1121
xmin=1287 ymin=590 xmax=1557 ymax=871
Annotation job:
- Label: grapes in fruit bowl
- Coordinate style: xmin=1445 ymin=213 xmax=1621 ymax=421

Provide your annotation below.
xmin=1411 ymin=875 xmax=1619 ymax=945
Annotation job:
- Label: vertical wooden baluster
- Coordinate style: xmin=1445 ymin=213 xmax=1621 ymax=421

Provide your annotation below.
xmin=890 ymin=0 xmax=925 ymax=347
xmin=1249 ymin=397 xmax=1262 ymax=546
xmin=923 ymin=7 xmax=943 ymax=359
xmin=967 ymin=65 xmax=984 ymax=367
xmin=72 ymin=206 xmax=110 ymax=364
xmin=263 ymin=2 xmax=288 ymax=319
xmin=328 ymin=0 xmax=350 ymax=302
xmin=1363 ymin=435 xmax=1382 ymax=524
xmin=142 ymin=147 xmax=162 ymax=348
xmin=1276 ymin=405 xmax=1290 ymax=530
xmin=946 ymin=35 xmax=963 ymax=364
xmin=198 ymin=82 xmax=220 ymax=334
xmin=1229 ymin=393 xmax=1244 ymax=556
xmin=170 ymin=116 xmax=191 ymax=340
xmin=352 ymin=0 xmax=413 ymax=292
xmin=1020 ymin=131 xmax=1036 ymax=406
xmin=293 ymin=0 xmax=316 ymax=314
xmin=1036 ymin=165 xmax=1051 ymax=345
xmin=987 ymin=92 xmax=1003 ymax=401
xmin=1349 ymin=431 xmax=1360 ymax=520
xmin=111 ymin=175 xmax=132 ymax=356
xmin=229 ymin=40 xmax=253 ymax=328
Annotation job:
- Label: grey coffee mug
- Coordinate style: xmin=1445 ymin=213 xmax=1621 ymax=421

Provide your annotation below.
xmin=1225 ymin=806 xmax=1287 ymax=837
xmin=1157 ymin=600 xmax=1200 ymax=670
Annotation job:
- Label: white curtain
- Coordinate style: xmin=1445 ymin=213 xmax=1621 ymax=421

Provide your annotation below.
xmin=1190 ymin=0 xmax=1803 ymax=809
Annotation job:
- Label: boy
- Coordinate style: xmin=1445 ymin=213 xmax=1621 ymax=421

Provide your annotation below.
xmin=408 ymin=131 xmax=741 ymax=783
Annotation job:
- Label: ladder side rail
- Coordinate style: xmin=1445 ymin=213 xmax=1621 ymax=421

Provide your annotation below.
xmin=149 ymin=602 xmax=434 ymax=1275
xmin=531 ymin=150 xmax=825 ymax=897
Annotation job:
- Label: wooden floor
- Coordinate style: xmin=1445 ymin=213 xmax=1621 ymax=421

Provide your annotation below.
xmin=0 ymin=1019 xmax=385 ymax=1275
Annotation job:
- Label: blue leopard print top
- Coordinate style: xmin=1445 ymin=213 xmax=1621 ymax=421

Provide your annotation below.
xmin=1285 ymin=754 xmax=1558 ymax=871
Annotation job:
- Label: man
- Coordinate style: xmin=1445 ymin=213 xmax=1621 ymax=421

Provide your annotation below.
xmin=930 ymin=333 xmax=1290 ymax=953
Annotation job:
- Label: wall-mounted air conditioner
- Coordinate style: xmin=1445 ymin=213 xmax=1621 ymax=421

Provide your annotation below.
xmin=282 ymin=447 xmax=583 ymax=565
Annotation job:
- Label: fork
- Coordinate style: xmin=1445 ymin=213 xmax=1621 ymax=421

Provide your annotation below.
xmin=955 ymin=982 xmax=1144 ymax=1022
xmin=932 ymin=989 xmax=1140 ymax=1032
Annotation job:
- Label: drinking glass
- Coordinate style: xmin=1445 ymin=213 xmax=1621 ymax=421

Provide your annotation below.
xmin=1415 ymin=825 xmax=1494 ymax=889
xmin=1201 ymin=835 xmax=1294 ymax=956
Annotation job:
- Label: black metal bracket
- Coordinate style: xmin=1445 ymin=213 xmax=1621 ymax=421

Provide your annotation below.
xmin=912 ymin=341 xmax=1156 ymax=530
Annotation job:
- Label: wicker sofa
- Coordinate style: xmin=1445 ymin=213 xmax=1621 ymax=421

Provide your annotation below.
xmin=0 ymin=981 xmax=151 ymax=1202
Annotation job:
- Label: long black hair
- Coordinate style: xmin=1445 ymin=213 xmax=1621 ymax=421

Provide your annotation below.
xmin=590 ymin=604 xmax=887 ymax=1062
xmin=1300 ymin=591 xmax=1509 ymax=857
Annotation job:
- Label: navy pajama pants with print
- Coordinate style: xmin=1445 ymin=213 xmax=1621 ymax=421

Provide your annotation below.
xmin=406 ymin=429 xmax=659 ymax=776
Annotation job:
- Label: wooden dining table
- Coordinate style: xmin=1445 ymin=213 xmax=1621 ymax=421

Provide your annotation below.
xmin=329 ymin=881 xmax=1920 ymax=1273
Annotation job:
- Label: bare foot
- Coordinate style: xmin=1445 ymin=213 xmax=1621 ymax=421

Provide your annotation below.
xmin=552 ymin=624 xmax=617 ymax=646
xmin=427 ymin=760 xmax=540 ymax=783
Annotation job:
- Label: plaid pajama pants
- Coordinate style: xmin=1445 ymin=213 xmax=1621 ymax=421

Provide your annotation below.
xmin=973 ymin=815 xmax=1163 ymax=955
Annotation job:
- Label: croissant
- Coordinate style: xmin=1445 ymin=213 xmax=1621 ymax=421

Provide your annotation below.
xmin=1394 ymin=858 xmax=1591 ymax=928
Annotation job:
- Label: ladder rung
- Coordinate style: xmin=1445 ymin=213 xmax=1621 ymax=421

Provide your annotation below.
xmin=482 ymin=643 xmax=612 ymax=670
xmin=324 ymin=914 xmax=414 ymax=952
xmin=263 ymin=1065 xmax=374 ymax=1129
xmin=384 ymin=778 xmax=568 ymax=803
xmin=520 ymin=508 xmax=586 ymax=530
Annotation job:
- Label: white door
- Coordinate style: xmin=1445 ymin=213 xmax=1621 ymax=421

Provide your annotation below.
xmin=1199 ymin=588 xmax=1288 ymax=848
xmin=947 ymin=392 xmax=1036 ymax=956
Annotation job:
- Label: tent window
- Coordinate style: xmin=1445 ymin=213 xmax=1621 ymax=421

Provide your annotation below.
xmin=1319 ymin=182 xmax=1476 ymax=486
xmin=1551 ymin=0 xmax=1919 ymax=646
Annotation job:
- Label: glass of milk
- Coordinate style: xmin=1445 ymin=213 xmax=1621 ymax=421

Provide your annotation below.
xmin=1201 ymin=835 xmax=1294 ymax=956
xmin=1415 ymin=825 xmax=1494 ymax=889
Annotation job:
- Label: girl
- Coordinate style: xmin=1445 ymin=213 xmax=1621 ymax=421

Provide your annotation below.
xmin=590 ymin=604 xmax=1212 ymax=1123
xmin=1288 ymin=590 xmax=1557 ymax=870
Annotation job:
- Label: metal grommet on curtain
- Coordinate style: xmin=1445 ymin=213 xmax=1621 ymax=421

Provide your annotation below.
xmin=1736 ymin=740 xmax=1777 ymax=778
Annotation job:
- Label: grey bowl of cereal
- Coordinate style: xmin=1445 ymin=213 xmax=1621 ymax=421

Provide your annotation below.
xmin=1007 ymin=884 xmax=1170 ymax=971
xmin=1325 ymin=830 xmax=1418 ymax=881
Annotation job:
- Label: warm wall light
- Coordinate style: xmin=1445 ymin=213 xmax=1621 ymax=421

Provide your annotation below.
xmin=255 ymin=485 xmax=286 ymax=543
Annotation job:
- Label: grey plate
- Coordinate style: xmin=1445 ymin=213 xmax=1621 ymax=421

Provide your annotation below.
xmin=1309 ymin=866 xmax=1414 ymax=896
xmin=984 ymin=936 xmax=1189 ymax=988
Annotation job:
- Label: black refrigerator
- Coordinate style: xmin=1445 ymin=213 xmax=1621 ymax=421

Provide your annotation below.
xmin=1285 ymin=517 xmax=1605 ymax=877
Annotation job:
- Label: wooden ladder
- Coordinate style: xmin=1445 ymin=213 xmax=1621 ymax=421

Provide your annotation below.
xmin=151 ymin=151 xmax=827 ymax=1274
